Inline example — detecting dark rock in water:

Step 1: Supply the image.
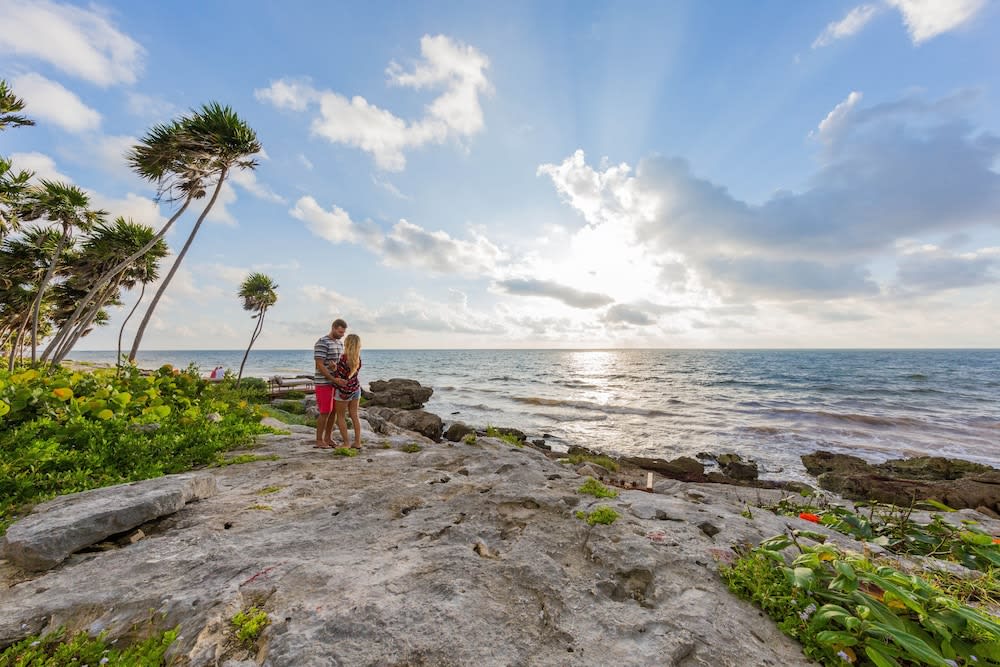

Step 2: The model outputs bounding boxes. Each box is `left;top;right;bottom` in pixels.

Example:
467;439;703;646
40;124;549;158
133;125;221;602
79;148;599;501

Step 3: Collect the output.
695;452;716;461
491;426;527;442
624;456;706;482
444;422;475;442
367;406;443;441
367;378;434;410
717;453;759;481
802;451;1000;513
542;433;553;439
451;411;460;415
531;439;549;450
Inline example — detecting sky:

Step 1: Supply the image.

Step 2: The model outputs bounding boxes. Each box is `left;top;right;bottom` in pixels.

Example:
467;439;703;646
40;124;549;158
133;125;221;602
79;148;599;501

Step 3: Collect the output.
1;0;999;350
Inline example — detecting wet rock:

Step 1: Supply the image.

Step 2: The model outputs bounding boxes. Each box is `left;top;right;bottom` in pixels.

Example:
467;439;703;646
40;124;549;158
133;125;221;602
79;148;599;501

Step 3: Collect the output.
367;406;443;441
444;422;475;442
624;456;706;481
717;453;759;481
366;378;433;409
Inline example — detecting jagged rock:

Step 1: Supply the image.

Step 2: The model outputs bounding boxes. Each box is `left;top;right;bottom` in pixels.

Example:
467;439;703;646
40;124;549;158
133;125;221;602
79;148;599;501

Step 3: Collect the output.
624;455;706;481
802;451;1000;512
444;422;475;442
366;378;434;409
367;406;443;441
717;453;759;481
2;473;217;571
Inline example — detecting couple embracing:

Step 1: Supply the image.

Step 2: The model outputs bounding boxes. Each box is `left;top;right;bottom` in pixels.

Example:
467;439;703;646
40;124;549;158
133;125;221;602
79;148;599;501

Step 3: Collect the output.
313;319;363;449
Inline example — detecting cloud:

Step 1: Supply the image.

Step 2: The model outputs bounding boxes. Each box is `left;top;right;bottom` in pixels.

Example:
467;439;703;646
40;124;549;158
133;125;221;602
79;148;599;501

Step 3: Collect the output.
813;5;882;48
12;73;101;133
229;168;286;204
255;35;491;171
603;304;654;326
886;0;987;44
0;0;143;86
372;174;410;200
297;154;314;170
10;151;73;183
291;196;504;276
205;182;239;226
126;92;177;120
894;244;1000;292
538;91;1000;303
196;262;250;286
495;278;614;309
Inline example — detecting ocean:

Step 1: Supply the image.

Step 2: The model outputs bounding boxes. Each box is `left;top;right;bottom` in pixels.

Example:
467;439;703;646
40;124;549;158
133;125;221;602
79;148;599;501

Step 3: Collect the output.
69;349;1000;482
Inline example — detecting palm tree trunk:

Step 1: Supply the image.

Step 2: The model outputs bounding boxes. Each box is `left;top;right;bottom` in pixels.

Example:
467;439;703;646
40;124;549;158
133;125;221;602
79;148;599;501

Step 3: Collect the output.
117;282;147;368
8;315;29;370
41;195;193;364
129;169;228;361
53;279;120;362
237;308;266;386
30;229;68;364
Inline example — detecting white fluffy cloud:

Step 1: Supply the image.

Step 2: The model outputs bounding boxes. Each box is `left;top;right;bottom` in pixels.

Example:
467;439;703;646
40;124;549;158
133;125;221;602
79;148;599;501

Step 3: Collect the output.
10;151;73;183
229;168;286;204
886;0;987;43
255;35;491;171
495;278;613;309
12;73;101;133
0;0;143;86
813;5;882;47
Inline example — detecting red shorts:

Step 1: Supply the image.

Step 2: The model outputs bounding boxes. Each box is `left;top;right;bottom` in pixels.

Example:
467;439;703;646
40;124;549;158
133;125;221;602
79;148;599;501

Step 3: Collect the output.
315;385;334;414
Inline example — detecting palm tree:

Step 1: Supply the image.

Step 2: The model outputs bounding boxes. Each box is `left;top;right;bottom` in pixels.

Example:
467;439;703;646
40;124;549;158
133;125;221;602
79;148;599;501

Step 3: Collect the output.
40;118;206;364
236;273;278;386
47;218;168;363
19;181;105;362
0;79;35;131
128;103;261;361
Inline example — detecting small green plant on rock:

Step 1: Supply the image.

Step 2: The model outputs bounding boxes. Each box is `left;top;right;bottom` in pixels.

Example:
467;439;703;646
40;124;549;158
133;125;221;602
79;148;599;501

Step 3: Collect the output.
0;625;178;665
485;425;523;447
256;485;282;495
565;453;619;472
215;454;281;467
578;477;618;499
576;506;620;526
401;443;422;453
462;433;477;445
231;605;270;649
332;447;359;457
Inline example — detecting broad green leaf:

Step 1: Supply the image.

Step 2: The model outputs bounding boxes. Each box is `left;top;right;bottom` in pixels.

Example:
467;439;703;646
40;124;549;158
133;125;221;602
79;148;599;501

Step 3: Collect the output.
815;630;858;646
959;530;994;547
51;387;73;401
868;624;951;667
790;566;815;589
864;644;902;667
95;409;114;420
0;399;9;417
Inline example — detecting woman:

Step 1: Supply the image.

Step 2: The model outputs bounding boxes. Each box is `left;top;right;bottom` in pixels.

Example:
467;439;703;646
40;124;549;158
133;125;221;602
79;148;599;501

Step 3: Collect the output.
333;334;363;449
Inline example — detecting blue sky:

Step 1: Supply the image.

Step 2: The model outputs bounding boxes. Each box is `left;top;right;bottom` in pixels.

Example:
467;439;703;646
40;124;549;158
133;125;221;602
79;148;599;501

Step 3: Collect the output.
2;0;998;349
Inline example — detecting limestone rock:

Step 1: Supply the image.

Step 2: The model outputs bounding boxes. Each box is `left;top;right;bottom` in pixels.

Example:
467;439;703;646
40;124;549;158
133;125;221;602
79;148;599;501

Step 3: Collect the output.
367;406;443;441
366;378;433;409
2;473;217;571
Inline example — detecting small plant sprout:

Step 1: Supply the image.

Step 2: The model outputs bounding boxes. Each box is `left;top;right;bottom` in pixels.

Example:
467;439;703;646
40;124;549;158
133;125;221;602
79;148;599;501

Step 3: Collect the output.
578;477;618;499
577;506;620;526
462;433;477;445
231;606;270;648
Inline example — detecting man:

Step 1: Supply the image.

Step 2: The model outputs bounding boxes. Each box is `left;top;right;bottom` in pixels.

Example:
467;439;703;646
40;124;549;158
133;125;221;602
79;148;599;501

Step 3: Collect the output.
314;318;347;448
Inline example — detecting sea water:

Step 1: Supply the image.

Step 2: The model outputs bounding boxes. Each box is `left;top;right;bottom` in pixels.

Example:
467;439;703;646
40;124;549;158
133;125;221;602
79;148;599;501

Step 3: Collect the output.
69;348;1000;481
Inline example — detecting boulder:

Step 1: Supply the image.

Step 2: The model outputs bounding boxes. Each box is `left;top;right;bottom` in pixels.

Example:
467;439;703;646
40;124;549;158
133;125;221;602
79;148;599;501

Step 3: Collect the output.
717;453;759;481
367;406;442;441
802;451;1000;512
490;426;526;442
444;422;475;442
623;455;706;482
2;473;217;571
366;379;433;409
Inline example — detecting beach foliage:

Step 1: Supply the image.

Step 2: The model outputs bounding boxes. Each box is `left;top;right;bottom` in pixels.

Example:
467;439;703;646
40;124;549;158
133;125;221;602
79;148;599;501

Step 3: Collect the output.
0;364;268;534
332;447;359;457
578;477;619;499
0;625;178;666
576;506;620;525
486;425;523;446
462;433;477;445
231;606;270;648
721;529;1000;666
236;272;278;386
565;452;619;472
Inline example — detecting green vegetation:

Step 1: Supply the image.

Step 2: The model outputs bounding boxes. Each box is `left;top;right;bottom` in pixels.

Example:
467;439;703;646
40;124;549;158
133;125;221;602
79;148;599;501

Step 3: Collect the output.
721;531;1000;666
462;433;477;445
486;425;523;447
576;506;620;526
565;452;619;472
0;364;269;534
578;477;619;499
401;443;422;453
0;626;178;666
255;485;282;495
332;447;358;457
215;453;280;467
236;273;278;386
231;606;270;649
259;404;315;427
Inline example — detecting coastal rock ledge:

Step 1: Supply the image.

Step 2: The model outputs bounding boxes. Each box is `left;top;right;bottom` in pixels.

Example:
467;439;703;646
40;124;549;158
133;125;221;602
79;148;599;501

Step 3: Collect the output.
0;421;816;666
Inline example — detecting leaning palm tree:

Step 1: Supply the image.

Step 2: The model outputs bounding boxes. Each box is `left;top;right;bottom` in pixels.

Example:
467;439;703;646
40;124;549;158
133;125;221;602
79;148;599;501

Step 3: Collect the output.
236;273;278;386
0;79;35;241
128;103;261;361
40;119;207;364
0;79;35;131
19;180;105;362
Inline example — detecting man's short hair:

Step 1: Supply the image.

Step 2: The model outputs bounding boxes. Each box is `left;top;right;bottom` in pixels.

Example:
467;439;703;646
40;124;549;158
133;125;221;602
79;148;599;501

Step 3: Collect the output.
332;318;348;329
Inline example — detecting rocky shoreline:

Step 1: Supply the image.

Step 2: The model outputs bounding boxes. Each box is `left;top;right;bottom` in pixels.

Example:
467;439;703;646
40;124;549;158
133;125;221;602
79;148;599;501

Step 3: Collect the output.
1;378;998;665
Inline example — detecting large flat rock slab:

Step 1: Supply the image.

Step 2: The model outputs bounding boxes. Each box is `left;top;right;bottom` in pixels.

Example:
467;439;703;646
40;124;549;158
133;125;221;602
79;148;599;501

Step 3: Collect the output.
2;473;217;571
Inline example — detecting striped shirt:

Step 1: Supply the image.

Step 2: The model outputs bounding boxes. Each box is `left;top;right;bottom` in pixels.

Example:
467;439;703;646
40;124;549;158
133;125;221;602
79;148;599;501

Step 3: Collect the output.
334;354;362;394
313;335;344;385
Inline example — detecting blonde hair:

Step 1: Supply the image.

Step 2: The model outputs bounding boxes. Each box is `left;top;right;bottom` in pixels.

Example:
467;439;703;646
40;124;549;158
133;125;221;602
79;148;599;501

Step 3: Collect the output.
343;334;361;376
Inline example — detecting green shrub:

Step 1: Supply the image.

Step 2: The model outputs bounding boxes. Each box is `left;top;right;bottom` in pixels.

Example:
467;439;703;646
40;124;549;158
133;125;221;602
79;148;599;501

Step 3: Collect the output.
273;399;305;414
0;625;178;665
332;447;358;457
721;532;1000;666
576;506;619;525
462;433;477;445
401;443;422;453
0;365;269;534
578;477;618;498
565;453;619;472
485;425;523;447
231;606;269;648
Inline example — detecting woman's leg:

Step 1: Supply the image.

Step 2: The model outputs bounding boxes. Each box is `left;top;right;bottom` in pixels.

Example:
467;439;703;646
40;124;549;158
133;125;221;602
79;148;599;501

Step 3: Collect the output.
335;399;350;447
349;399;361;447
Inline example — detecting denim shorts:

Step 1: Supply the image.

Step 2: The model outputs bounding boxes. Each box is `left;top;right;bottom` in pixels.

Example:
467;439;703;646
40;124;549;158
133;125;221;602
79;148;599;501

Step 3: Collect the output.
336;388;361;402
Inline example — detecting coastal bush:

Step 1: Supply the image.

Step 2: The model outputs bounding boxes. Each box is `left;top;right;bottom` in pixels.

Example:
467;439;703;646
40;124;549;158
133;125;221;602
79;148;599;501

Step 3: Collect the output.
259;404;316;428
578;477;619;499
273;399;305;414
0;365;269;534
486;425;523;447
231;606;269;648
721;531;1000;666
576;506;620;526
0;625;178;665
462;433;477;445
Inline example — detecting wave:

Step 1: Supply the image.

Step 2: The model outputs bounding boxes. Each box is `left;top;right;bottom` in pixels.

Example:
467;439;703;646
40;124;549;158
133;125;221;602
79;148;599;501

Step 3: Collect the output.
510;395;674;417
906;374;928;381
771;408;924;428
554;380;600;389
